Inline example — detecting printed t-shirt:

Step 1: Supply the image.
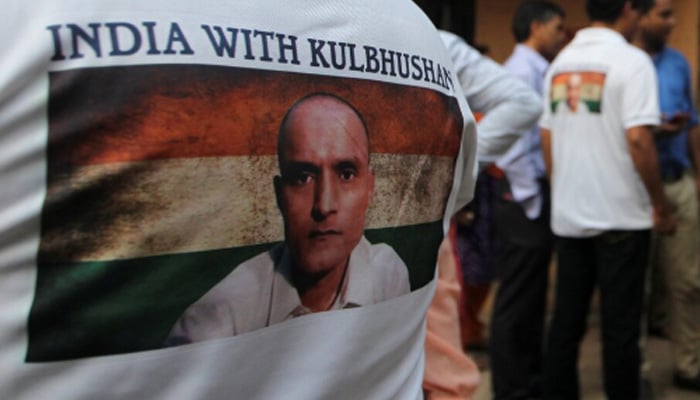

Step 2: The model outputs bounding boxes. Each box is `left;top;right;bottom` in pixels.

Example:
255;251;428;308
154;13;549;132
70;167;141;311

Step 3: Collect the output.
0;1;477;398
540;27;660;237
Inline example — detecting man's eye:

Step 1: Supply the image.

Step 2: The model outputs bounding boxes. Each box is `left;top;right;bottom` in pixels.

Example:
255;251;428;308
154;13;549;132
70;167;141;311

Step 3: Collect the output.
339;169;357;181
288;172;313;185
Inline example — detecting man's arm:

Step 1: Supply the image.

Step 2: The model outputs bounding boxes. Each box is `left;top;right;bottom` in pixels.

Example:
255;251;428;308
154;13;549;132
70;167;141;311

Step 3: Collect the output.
423;235;481;399
625;125;676;234
474;77;541;163
540;128;552;179
439;31;541;162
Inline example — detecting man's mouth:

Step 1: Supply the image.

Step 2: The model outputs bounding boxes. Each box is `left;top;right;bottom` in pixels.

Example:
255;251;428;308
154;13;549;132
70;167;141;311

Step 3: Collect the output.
309;230;341;238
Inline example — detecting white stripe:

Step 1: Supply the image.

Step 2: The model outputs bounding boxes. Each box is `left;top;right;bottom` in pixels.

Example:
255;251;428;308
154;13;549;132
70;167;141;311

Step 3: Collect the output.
41;154;454;261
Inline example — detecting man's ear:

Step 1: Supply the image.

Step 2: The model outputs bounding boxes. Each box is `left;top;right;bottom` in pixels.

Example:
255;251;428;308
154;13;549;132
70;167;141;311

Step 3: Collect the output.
368;168;375;201
273;175;284;215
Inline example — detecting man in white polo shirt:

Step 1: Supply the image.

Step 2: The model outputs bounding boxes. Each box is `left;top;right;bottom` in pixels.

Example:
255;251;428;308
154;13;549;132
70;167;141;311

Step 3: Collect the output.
540;0;676;399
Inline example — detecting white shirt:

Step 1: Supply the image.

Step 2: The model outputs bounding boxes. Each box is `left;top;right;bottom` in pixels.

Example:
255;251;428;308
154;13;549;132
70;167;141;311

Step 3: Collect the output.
540;27;660;237
499;44;550;219
0;1;478;399
439;31;541;165
166;237;410;342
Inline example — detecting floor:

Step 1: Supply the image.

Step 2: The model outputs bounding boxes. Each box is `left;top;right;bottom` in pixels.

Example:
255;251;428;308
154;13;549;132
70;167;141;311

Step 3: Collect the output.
469;286;698;400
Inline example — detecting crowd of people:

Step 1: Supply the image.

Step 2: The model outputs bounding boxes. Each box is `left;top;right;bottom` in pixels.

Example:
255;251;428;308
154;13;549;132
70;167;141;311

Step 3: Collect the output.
430;0;700;399
0;0;699;400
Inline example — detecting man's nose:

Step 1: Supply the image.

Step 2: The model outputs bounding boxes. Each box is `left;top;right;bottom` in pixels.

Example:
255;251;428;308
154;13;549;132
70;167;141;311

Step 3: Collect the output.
312;173;338;220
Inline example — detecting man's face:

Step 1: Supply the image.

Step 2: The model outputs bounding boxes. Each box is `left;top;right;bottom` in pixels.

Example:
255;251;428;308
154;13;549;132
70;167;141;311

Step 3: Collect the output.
566;75;582;111
275;97;374;277
639;0;675;52
534;14;566;61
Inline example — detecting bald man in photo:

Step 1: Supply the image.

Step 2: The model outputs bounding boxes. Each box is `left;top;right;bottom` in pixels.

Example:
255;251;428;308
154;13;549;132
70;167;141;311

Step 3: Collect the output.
166;93;410;344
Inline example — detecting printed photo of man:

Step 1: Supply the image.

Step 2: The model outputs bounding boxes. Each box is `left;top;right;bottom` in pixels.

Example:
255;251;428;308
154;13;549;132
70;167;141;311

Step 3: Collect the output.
555;73;590;113
165;93;410;345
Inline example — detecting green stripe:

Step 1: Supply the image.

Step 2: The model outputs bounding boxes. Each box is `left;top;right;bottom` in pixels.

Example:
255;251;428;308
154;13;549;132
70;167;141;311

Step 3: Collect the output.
26;221;443;362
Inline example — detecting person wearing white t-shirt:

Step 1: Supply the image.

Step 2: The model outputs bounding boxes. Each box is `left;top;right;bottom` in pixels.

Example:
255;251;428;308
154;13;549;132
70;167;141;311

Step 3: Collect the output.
0;1;478;399
539;0;676;399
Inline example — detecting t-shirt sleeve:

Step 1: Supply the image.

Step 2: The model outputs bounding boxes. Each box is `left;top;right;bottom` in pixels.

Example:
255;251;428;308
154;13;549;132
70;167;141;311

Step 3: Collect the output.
622;57;661;129
539;69;553;130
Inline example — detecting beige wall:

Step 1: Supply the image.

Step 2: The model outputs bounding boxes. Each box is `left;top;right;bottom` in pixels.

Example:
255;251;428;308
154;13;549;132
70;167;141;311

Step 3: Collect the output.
669;0;699;93
474;0;699;97
474;0;586;63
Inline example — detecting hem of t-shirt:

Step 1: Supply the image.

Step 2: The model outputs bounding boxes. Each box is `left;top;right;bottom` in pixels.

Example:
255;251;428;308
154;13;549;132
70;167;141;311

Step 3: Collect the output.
623;116;660;130
552;222;652;238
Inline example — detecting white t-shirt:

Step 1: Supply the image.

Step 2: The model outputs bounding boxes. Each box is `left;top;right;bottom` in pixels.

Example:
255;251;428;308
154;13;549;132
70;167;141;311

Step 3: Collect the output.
540;27;660;237
0;1;477;399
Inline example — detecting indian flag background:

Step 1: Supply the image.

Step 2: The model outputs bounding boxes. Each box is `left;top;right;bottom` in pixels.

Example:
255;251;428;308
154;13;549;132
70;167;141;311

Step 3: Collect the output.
27;65;463;361
550;71;607;113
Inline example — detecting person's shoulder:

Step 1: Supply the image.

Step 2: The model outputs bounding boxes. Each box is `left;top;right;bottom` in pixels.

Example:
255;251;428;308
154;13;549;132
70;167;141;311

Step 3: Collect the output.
438;30;460;45
664;47;686;58
610;44;654;74
165;245;284;344
622;43;653;63
361;240;411;297
503;50;536;81
352;237;405;273
502;52;521;71
503;46;528;68
554;100;567;113
367;0;443;43
365;241;407;274
663;47;691;66
199;244;282;301
439;30;481;68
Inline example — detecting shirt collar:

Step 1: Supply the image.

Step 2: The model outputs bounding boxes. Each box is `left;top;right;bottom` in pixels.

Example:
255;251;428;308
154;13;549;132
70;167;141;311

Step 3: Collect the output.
512;43;549;77
268;237;373;322
269;246;308;322
571;27;627;46
651;46;669;64
334;236;373;307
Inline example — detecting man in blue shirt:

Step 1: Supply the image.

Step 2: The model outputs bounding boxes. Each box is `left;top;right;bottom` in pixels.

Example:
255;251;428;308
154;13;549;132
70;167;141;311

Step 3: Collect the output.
635;0;700;392
489;2;566;399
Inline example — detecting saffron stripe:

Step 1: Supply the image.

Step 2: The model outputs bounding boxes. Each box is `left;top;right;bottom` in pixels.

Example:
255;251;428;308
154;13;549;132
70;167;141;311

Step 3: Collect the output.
48;65;463;167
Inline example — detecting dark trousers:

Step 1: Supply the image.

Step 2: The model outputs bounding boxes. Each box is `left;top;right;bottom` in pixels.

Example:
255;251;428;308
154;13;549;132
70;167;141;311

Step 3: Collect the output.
490;178;553;400
543;230;650;400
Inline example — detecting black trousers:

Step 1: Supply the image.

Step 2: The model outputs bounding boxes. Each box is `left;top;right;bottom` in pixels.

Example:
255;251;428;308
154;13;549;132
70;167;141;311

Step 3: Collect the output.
489;178;553;400
543;230;650;400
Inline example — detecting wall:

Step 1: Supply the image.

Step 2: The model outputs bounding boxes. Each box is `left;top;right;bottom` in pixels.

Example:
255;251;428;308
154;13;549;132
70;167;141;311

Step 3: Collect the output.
670;0;699;92
474;0;699;96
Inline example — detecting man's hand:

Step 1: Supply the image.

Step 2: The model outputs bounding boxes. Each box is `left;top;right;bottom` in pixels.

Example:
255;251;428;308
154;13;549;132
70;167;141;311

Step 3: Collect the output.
653;200;677;235
655;112;691;138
